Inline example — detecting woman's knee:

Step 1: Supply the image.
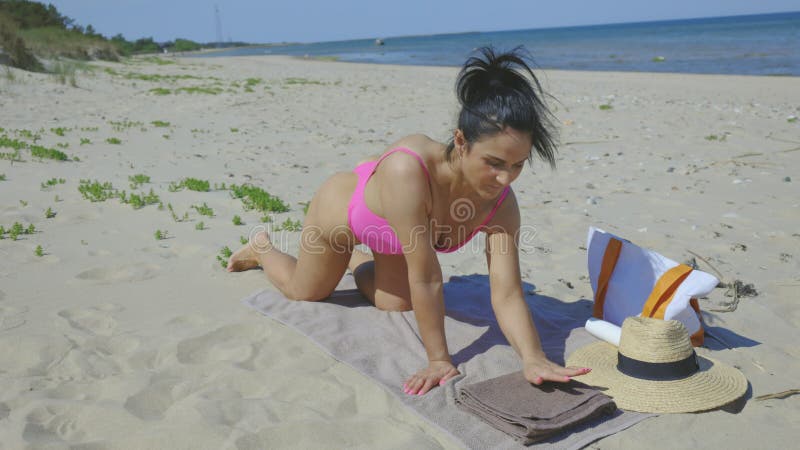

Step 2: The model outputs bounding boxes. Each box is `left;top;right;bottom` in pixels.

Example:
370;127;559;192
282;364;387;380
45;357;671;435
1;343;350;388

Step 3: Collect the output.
375;293;412;312
284;284;334;302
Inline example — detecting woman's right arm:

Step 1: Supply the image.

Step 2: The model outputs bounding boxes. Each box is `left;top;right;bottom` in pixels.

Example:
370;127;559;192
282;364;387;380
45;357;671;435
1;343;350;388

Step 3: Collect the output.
378;153;459;395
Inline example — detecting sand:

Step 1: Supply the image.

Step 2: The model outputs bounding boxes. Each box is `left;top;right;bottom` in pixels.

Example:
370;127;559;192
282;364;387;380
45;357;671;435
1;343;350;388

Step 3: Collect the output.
0;54;798;449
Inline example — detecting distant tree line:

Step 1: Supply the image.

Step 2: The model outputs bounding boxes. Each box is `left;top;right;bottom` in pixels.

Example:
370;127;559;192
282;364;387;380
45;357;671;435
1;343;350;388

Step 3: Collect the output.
0;0;235;71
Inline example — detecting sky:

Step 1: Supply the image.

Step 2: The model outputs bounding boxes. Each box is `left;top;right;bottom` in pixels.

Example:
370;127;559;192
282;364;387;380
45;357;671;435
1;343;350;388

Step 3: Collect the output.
46;0;799;44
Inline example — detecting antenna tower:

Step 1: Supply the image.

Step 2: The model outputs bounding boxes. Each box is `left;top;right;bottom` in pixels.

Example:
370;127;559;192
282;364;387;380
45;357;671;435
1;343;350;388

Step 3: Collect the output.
214;5;223;48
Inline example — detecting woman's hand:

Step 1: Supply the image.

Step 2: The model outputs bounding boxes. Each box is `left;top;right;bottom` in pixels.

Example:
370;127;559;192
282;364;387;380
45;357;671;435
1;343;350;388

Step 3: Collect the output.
403;360;459;395
523;358;591;385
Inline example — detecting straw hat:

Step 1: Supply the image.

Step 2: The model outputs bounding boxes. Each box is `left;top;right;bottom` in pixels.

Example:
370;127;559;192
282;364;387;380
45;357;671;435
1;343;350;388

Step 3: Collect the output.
566;316;747;413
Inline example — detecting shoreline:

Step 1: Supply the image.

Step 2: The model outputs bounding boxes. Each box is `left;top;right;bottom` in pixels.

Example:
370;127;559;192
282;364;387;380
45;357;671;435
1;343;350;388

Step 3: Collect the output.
177;53;800;79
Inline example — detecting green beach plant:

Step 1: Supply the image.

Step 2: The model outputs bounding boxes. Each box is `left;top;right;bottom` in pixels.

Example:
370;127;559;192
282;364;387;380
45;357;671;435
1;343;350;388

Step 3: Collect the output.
598;104;613;110
151;120;170;127
284;77;324;86
704;134;728;142
195;221;205;230
276;218;302;232
127;189;160;209
169;177;210;192
149;87;171;95
0;148;22;162
232;215;243;226
192;202;214;217
30;144;69;160
167;203;189;222
79;137;91;145
0;174;5;181
299;200;311;215
229;184;290;213
217;246;233;268
40;177;66;189
51;61;78;87
106;137;122;145
1;134;28;151
109;120;145;132
154;229;167;240
35;245;44;257
239;235;248;245
15;129;41;142
175;86;223;95
78;179;117;202
128;173;150;189
45;207;56;218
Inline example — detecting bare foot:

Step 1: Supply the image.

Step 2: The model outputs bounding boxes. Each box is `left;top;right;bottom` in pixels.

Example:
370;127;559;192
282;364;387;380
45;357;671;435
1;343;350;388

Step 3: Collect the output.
227;230;272;272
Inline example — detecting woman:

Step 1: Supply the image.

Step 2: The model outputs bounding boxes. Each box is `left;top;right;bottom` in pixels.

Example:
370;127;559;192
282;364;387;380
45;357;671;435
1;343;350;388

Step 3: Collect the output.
228;47;590;396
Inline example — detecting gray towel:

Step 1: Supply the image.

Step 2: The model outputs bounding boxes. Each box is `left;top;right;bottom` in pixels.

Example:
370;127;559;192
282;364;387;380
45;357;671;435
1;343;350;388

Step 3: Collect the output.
243;274;652;449
456;371;617;445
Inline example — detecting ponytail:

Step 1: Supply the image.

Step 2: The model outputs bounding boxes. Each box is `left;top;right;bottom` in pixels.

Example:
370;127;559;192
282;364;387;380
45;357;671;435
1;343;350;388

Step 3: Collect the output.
446;46;557;168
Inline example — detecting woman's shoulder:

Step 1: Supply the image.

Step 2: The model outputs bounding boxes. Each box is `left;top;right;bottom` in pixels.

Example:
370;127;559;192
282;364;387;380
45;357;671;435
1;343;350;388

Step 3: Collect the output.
486;187;521;233
357;134;441;165
384;134;441;155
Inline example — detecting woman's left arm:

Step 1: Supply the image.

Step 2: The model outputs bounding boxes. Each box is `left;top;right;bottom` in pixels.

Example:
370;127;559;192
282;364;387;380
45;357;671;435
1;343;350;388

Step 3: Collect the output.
485;192;590;384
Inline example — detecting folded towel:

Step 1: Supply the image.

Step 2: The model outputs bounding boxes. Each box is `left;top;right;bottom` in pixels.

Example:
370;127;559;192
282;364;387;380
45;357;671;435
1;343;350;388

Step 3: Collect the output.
456;371;617;445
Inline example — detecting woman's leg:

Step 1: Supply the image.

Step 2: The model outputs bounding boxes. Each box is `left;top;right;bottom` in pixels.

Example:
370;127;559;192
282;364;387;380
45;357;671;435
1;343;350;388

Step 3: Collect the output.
352;251;412;311
228;173;356;301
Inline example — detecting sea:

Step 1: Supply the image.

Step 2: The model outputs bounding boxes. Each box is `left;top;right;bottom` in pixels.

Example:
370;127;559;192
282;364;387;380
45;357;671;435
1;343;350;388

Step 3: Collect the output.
196;12;800;76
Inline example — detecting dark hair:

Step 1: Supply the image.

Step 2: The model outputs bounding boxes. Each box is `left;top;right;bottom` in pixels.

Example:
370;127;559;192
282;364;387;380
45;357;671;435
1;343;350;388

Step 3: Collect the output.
446;46;557;168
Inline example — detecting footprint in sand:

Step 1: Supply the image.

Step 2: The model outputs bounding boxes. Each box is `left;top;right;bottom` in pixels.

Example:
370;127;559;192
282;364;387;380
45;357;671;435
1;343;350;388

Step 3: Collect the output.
0;334;74;376
175;322;268;365
74;263;161;284
23;402;140;446
23;403;85;445
0;304;28;332
58;306;118;336
124;374;191;421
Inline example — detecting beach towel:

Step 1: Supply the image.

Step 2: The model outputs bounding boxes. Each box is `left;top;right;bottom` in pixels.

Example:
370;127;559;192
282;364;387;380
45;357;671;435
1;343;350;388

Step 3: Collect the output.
242;273;652;449
456;371;617;444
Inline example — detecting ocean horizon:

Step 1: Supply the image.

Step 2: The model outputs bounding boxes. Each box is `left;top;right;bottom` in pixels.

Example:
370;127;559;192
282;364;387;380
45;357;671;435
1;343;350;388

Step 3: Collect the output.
194;11;800;76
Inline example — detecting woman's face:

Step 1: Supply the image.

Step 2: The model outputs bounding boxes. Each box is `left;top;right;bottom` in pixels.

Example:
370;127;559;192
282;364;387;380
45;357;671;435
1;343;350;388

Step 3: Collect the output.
459;127;532;199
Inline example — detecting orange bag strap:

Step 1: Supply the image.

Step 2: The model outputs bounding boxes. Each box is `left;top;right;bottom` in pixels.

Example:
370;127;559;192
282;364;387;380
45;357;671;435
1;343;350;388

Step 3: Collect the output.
593;238;623;319
689;298;705;347
641;264;693;319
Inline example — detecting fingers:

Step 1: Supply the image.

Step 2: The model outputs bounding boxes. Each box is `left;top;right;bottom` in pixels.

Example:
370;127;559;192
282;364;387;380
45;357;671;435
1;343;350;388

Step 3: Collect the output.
558;366;592;377
403;367;459;395
417;378;437;396
404;377;430;395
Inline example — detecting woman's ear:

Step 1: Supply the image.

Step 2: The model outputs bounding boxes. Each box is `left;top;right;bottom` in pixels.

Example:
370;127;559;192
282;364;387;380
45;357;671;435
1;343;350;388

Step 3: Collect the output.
454;129;467;153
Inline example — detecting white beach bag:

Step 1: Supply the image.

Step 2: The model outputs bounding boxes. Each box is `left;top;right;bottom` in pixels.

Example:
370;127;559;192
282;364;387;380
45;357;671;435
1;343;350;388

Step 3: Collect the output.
586;226;719;346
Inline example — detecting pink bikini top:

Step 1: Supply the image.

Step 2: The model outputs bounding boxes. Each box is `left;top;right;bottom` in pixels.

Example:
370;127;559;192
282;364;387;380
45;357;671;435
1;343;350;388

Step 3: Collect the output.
347;147;510;255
